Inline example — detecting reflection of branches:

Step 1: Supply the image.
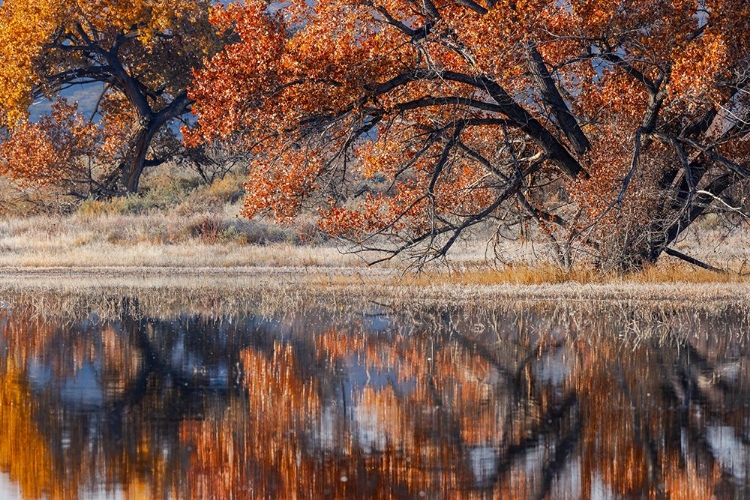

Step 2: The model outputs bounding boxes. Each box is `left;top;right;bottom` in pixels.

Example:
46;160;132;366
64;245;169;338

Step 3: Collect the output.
496;393;580;484
450;324;567;391
4;299;748;498
533;403;583;500
445;317;581;495
660;345;729;489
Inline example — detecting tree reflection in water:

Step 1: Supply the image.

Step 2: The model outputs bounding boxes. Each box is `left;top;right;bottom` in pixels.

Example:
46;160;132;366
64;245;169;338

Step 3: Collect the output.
0;299;748;499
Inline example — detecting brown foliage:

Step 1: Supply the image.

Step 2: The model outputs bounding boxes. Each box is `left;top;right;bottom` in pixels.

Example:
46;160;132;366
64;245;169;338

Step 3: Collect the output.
189;0;750;271
0;0;226;196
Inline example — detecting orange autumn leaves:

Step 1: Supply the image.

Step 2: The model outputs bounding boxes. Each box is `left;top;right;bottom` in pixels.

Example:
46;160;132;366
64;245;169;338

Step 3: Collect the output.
186;0;748;264
0;0;222;194
0;101;97;187
0;0;746;264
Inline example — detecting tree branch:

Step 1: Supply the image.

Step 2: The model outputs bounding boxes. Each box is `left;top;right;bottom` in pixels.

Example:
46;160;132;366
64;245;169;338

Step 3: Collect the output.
427;122;464;197
664;248;725;273
396;95;506;114
454;0;488;15
525;42;590;154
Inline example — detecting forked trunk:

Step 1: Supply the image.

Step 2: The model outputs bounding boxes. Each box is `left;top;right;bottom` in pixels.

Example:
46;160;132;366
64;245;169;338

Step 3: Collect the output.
596;172;742;273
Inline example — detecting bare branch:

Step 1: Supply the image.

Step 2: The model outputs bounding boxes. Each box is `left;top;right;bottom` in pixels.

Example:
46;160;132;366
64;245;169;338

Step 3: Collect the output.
525;42;590;154
427;122;464;197
664;248;725;273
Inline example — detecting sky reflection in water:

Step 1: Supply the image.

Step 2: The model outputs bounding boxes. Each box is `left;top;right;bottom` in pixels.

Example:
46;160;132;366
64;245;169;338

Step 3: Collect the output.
0;298;748;499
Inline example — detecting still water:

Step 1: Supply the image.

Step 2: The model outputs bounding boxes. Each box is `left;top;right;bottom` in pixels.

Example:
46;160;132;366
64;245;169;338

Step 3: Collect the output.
0;294;748;499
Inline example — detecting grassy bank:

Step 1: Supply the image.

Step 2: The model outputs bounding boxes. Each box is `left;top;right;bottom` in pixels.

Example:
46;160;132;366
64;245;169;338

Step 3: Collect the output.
1;210;748;284
0;169;368;268
1;268;749;330
0;212;363;268
1;168;749;282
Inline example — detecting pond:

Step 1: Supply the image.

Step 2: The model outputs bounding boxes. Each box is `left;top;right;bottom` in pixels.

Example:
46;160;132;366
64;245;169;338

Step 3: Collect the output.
0;289;748;499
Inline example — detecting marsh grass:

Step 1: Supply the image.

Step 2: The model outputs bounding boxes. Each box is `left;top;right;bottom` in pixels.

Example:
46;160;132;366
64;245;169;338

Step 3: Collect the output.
1;166;748;279
2;274;749;353
401;260;750;287
2;265;749;323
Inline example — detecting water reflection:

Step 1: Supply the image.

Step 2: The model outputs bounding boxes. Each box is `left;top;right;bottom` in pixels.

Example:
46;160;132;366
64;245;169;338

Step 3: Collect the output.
0;298;748;499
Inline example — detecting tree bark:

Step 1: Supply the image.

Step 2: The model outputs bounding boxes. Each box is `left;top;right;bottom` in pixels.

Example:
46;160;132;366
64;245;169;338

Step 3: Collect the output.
525;43;591;155
121;121;157;193
119;92;191;194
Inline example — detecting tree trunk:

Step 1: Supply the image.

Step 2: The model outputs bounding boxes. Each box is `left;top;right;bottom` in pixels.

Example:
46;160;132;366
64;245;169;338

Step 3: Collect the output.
121;120;159;194
117;92;191;194
645;173;740;263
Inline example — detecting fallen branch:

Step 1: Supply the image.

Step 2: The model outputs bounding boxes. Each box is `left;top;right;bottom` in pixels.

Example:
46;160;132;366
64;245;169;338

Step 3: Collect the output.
664;247;725;273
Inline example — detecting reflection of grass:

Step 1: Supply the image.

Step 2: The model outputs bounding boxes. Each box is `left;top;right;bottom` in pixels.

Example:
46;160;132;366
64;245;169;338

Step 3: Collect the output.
1;267;749;324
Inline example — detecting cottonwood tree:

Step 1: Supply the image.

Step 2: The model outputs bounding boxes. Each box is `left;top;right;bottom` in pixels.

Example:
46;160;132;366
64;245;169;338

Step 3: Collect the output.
188;0;749;271
0;0;226;197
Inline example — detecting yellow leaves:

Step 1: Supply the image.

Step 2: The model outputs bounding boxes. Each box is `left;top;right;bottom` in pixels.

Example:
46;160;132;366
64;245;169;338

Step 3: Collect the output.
0;0;60;125
671;30;729;103
73;0;211;44
0;0;223;193
0;0;220;125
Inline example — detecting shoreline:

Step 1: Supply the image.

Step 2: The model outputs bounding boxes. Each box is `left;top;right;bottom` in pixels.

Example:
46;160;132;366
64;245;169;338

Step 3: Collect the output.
1;265;748;302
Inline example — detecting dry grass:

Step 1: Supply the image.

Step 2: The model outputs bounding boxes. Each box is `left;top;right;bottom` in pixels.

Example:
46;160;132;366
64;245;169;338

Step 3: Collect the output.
2;154;750;276
399;260;750;287
0;212;368;268
625;262;750;283
398;263;604;286
1;266;748;305
1;165;748;281
1;269;748;333
1;211;749;285
0;239;362;268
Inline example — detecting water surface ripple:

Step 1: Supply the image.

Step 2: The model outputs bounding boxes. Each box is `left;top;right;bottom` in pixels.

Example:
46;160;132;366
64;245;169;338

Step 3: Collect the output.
0;296;748;499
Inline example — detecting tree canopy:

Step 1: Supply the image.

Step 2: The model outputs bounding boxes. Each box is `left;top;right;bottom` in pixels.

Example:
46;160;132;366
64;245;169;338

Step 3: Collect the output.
0;0;225;196
188;0;749;270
